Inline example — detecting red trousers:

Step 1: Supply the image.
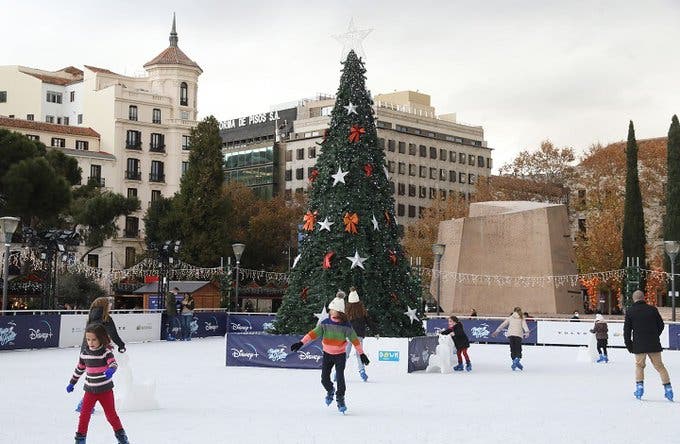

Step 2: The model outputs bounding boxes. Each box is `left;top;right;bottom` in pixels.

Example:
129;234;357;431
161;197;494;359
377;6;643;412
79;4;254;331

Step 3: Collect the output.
456;347;470;364
77;389;123;436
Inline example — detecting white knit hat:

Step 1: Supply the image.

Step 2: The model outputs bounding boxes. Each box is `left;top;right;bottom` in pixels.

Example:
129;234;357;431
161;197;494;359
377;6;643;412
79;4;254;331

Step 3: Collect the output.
328;297;345;313
348;290;360;303
595;314;604;321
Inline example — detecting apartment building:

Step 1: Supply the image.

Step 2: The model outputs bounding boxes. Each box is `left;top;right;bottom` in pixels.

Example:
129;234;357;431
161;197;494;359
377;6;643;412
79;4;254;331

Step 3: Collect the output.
0;16;201;268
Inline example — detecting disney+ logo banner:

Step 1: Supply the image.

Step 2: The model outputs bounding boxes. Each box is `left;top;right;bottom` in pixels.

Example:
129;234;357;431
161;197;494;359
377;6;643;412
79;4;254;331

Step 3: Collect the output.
0;315;60;350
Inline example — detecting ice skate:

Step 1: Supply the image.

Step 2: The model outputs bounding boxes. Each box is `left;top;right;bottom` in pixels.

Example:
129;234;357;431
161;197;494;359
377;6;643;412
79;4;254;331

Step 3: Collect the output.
336;395;347;414
465;362;472;372
515;358;523;371
596;354;605;363
359;369;368;382
453;363;464;371
634;382;644;400
74;433;85;444
325;389;335;406
114;429;129;444
664;383;673;402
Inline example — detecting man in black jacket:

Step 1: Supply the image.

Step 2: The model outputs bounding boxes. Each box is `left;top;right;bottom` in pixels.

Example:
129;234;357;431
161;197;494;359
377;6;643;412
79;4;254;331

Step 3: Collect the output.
624;290;673;401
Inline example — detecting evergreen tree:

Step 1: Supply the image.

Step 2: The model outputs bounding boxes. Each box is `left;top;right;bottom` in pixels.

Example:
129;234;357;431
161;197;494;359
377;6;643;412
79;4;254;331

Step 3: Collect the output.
665;115;680;301
621;121;646;292
274;51;424;336
178;116;231;266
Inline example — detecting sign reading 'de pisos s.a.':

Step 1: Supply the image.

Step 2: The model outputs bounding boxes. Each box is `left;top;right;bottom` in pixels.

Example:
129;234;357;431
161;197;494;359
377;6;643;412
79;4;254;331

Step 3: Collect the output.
378;350;400;362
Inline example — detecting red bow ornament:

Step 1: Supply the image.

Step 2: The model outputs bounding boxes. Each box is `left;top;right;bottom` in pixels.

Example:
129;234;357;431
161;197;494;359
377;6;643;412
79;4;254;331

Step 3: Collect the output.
343;212;359;234
389;250;398;265
309;169;319;182
302;210;317;231
323;251;335;269
348;125;366;143
363;163;373;177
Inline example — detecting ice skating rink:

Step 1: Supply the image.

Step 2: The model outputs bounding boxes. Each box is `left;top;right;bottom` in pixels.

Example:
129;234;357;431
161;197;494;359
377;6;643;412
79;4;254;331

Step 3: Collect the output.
1;337;678;444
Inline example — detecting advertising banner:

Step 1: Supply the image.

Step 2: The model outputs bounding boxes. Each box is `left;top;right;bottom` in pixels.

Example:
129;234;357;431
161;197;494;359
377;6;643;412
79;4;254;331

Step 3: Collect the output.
58;314;90;347
407;336;439;373
113;313;162;343
227;314;276;333
426;318;538;345
0;315;61;350
161;312;228;340
669;324;680;350
226;333;323;369
354;337;409;374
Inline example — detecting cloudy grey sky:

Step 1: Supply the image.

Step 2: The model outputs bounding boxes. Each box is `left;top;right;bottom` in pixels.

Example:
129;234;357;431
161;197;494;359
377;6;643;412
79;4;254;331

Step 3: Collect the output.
3;0;680;170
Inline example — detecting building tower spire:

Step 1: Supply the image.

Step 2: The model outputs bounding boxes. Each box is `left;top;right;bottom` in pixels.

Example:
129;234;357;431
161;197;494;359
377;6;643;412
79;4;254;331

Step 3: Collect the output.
169;13;178;47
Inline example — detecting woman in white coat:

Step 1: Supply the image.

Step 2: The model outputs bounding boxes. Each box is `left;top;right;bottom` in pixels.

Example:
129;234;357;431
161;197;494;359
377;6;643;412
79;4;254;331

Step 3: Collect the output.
492;307;530;371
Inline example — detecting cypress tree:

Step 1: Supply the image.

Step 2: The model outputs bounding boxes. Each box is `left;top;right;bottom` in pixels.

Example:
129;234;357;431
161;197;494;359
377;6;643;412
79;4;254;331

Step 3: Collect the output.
664;115;680;303
274;51;424;336
621;121;646;294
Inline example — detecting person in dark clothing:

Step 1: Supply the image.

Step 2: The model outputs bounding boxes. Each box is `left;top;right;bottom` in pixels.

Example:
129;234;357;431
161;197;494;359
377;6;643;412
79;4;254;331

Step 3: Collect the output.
590;313;609;363
165;288;180;341
440;315;472;371
344;287;378;382
85;297;125;353
178;294;195;341
624;290;673;401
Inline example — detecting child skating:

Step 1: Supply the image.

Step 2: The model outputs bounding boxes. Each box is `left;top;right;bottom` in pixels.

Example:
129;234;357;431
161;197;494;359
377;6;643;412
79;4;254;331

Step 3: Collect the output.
439;315;472;371
590;313;609;363
67;324;130;444
291;295;370;413
345;287;379;381
492;307;530;371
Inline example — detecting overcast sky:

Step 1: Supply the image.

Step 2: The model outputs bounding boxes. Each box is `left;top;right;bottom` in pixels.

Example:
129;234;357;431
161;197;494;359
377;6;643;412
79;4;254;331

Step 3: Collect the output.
3;0;680;170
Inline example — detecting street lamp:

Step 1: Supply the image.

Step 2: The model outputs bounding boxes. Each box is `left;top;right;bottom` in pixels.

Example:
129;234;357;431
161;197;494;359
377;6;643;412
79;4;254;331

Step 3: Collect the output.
664;240;679;322
432;243;446;317
1;217;21;314
232;243;245;311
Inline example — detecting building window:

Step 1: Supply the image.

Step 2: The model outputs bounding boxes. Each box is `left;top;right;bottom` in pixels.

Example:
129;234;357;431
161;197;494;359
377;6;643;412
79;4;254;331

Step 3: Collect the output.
26;134;39;141
440;169;447;181
296;148;304;160
70;91;76;102
182;135;190;150
180;82;188;106
46;91;62;103
409;143;417;156
26;114;34;121
57;117;62;125
389;181;395;194
127;188;137;198
419;186;427;198
459;152;466;164
408;184;416;197
296;168;304;180
429;167;437;180
429;187;437;199
419;206;426;218
449;170;457;182
285;170;292;181
125;217;139;238
126;130;142;149
63;116;69;125
0;91;6;102
398;162;406;175
468;154;475;165
285;150;292;162
307;167;316;178
284;189;292;200
77;114;83;124
429;147;437;159
477;156;485;167
578;218;586;235
440;149;447;161
459;172;466;183
419;145;427;157
51;138;65;147
150;133;165;152
125;247;136;268
181;161;189;176
308;146;316;158
295;187;304;195
398;141;406;154
152;108;161;124
469;174;476;185
450;151;457;163
126;158;141;180
89;165;103;187
150;160;165;182
397;204;405;217
408;205;416;218
129;105;138;121
378;138;385;150
398;183;405;196
419;166;427;178
87;254;98;268
409;164;416;176
151;190;162;203
45;115;54;123
75;140;89;151
439;189;446;200
388;139;396;152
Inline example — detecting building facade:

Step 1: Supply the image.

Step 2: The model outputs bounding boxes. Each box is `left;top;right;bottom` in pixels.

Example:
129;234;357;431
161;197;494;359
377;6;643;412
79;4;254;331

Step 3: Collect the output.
0;17;201;269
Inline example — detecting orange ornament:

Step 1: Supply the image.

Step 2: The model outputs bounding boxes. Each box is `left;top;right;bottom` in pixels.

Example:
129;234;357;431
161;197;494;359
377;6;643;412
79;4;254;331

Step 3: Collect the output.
348;125;365;143
303;210;317;231
323;251;335;269
343;212;359;234
364;163;373;177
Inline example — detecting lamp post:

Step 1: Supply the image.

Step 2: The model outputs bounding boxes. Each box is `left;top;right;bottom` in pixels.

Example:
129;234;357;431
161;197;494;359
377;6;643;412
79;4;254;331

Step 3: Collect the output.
232;243;245;311
664;240;679;322
1;217;21;314
432;243;446;317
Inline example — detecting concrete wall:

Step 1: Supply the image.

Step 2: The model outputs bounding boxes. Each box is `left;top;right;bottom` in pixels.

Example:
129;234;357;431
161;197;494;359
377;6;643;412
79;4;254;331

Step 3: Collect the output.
434;201;581;315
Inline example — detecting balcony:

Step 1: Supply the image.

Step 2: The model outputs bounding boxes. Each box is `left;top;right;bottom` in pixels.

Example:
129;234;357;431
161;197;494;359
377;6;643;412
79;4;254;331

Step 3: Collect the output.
125;170;142;181
150;144;166;153
126;141;142;150
124;228;139;238
149;173;165;183
87;176;105;187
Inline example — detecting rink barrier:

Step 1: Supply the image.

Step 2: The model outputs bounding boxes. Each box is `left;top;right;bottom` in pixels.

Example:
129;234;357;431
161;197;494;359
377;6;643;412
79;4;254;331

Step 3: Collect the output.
0;314;61;350
670;324;680;350
425;318;539;345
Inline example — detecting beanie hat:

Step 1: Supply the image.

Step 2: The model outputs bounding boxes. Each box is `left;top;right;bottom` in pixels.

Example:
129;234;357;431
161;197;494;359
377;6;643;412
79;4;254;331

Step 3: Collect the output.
328;297;345;313
348;290;360;303
595;314;604;321
335;290;346;299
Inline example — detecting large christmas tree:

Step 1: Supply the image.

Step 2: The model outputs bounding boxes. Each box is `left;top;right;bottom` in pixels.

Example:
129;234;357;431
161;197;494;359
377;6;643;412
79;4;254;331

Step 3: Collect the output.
274;50;424;337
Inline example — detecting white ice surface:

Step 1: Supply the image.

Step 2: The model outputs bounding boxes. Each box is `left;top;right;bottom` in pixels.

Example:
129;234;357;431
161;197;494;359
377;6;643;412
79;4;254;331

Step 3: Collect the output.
1;338;678;444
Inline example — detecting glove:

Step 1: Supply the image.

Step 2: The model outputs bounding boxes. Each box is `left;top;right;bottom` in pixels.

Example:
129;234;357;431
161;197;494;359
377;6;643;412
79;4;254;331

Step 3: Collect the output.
290;341;303;352
66;384;74;393
360;353;370;366
118;346;126;353
104;367;116;379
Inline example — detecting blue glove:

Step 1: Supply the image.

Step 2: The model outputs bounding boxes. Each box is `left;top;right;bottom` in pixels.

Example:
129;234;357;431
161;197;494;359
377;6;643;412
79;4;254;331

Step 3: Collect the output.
104;367;116;379
66;384;74;393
